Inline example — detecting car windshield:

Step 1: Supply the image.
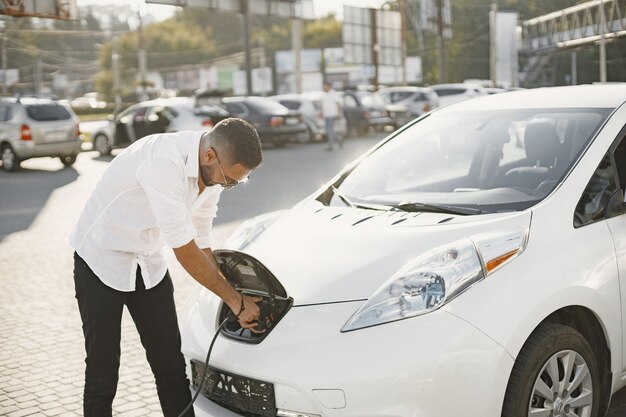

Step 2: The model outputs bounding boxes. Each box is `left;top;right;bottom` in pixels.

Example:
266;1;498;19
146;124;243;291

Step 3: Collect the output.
26;104;71;121
246;97;288;114
326;108;611;213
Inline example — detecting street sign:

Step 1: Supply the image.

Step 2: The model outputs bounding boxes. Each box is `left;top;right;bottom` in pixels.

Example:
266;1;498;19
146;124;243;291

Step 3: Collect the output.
146;0;314;19
0;0;77;20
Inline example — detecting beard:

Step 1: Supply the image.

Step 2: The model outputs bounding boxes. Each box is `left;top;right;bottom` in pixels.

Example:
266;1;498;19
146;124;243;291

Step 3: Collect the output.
199;163;219;187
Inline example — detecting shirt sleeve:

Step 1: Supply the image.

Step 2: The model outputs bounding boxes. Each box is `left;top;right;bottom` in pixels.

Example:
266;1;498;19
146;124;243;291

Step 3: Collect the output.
192;188;223;249
136;156;197;249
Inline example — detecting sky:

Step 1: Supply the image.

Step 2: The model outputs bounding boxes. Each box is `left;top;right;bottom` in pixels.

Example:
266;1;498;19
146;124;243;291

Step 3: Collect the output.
75;0;388;21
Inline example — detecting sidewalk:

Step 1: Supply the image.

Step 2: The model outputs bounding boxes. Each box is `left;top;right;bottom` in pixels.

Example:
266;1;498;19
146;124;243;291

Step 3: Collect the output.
0;153;242;417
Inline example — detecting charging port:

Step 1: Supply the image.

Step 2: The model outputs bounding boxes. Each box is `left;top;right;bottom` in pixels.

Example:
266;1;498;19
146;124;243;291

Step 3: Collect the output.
215;250;293;344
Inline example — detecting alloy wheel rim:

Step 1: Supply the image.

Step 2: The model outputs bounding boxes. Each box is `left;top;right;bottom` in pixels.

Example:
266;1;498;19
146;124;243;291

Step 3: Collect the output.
528;349;593;417
95;136;108;154
2;148;14;169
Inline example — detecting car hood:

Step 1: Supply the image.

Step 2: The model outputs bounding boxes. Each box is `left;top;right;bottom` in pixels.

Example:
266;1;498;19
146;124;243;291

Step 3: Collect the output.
237;199;532;305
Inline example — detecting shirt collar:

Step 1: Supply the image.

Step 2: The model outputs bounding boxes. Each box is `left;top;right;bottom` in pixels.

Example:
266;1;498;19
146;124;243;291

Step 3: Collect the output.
185;131;204;178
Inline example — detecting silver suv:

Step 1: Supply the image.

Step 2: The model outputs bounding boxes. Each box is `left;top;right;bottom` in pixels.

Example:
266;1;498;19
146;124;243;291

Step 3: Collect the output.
0;97;82;171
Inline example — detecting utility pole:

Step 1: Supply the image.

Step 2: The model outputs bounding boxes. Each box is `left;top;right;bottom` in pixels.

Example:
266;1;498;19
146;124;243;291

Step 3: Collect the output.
137;1;148;101
371;8;379;89
1;31;7;95
400;0;407;85
571;50;577;85
598;0;607;82
112;36;122;114
242;0;252;96
489;2;498;87
35;57;43;97
291;17;303;94
436;0;446;83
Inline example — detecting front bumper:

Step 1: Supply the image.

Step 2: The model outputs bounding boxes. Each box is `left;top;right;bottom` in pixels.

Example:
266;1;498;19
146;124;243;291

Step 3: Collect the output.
181;288;514;417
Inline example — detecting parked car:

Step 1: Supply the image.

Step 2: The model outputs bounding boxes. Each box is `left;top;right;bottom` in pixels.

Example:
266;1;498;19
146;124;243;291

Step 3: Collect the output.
70;92;107;109
342;90;391;136
377;86;440;118
221;96;308;146
0;97;81;171
431;82;487;106
271;92;348;142
181;85;626;417
91;97;231;156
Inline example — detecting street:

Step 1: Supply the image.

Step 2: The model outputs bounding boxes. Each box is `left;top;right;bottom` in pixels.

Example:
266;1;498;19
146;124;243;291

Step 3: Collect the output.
2;131;626;417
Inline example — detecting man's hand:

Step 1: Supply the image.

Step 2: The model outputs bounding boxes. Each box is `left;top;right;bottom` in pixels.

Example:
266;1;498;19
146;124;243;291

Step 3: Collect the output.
231;295;262;330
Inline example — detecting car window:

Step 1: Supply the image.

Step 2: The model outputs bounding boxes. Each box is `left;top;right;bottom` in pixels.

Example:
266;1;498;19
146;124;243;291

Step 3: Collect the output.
246;97;287;114
134;107;148;121
434;88;464;97
25;104;71;121
279;100;301;111
225;103;247;116
330;108;611;213
574;153;618;228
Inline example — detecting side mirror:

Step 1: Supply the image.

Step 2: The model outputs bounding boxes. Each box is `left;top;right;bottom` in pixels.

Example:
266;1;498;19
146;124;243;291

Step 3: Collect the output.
606;189;626;219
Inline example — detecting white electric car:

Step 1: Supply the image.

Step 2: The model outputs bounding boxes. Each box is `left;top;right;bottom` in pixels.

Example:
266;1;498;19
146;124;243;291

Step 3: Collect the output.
181;85;626;417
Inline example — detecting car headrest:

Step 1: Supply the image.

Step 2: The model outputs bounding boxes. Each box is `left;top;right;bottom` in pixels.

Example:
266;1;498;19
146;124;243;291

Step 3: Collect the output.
524;122;561;167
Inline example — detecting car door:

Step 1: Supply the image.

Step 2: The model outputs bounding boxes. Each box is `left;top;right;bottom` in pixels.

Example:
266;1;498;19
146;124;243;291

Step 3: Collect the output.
145;105;173;136
113;106;136;146
601;123;626;367
132;106;150;141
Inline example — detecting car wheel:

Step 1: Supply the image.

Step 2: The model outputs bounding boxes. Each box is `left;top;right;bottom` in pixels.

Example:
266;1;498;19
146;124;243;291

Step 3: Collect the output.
502;323;599;417
59;154;77;167
1;144;20;172
93;134;111;156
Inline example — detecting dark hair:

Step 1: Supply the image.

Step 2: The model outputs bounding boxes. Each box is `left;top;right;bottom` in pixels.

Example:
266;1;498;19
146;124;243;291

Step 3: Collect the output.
210;118;263;169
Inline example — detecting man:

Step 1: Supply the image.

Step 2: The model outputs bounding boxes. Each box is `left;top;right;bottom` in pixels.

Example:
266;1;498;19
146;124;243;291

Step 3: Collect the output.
322;81;343;151
69;118;263;417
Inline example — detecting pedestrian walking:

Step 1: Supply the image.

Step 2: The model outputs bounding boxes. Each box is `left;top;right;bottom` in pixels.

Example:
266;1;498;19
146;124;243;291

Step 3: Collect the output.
69;118;263;417
322;81;343;151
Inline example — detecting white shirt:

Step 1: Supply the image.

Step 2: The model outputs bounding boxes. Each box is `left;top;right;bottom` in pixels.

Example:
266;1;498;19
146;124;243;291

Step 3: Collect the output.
322;89;342;118
69;131;222;292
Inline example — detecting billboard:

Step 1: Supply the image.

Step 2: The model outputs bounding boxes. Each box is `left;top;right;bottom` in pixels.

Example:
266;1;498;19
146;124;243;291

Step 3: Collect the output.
495;12;518;87
343;5;402;66
233;67;273;95
146;0;314;19
420;0;452;39
275;49;322;74
0;0;77;19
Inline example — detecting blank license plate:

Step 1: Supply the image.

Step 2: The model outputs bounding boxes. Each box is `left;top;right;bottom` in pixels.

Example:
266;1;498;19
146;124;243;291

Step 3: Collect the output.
46;131;67;142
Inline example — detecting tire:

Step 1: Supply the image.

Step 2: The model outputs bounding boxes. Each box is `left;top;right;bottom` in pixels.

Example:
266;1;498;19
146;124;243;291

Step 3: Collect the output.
59;154;77;167
93;134;111;156
1;144;20;172
502;323;600;417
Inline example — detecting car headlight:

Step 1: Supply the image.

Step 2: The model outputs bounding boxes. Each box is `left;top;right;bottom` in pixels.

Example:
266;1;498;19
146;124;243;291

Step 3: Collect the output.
341;228;528;332
223;210;287;251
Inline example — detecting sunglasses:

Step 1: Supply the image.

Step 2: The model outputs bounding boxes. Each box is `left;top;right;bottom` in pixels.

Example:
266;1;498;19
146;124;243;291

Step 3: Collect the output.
211;147;246;189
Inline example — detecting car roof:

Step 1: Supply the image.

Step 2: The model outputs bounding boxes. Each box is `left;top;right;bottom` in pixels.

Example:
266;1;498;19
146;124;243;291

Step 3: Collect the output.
377;86;430;93
134;97;194;108
1;97;59;105
445;85;626;111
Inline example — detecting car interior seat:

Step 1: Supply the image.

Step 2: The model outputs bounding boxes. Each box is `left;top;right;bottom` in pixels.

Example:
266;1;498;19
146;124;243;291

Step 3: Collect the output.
504;122;562;189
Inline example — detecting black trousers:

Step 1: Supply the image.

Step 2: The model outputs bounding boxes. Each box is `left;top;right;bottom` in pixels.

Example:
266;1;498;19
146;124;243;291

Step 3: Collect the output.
73;252;194;417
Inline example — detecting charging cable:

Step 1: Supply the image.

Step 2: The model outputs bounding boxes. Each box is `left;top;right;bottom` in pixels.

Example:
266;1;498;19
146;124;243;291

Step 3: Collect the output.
176;316;231;417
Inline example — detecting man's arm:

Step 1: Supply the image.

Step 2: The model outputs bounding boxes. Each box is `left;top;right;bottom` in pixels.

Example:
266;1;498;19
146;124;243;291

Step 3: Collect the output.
173;240;261;328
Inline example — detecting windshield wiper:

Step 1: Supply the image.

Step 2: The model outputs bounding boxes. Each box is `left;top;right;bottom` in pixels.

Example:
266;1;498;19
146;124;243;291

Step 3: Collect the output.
393;201;485;215
330;187;392;211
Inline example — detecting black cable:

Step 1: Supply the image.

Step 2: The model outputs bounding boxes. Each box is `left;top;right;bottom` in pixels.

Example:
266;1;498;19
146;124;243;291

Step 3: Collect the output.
176;316;231;417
